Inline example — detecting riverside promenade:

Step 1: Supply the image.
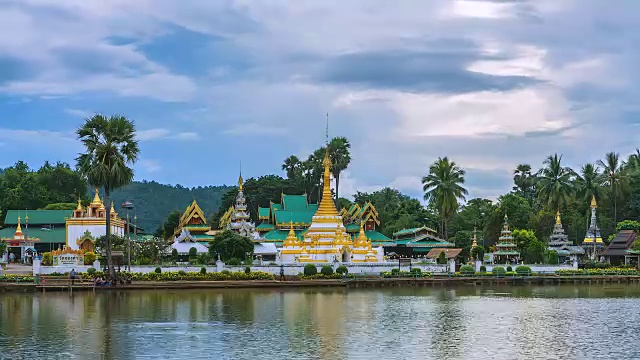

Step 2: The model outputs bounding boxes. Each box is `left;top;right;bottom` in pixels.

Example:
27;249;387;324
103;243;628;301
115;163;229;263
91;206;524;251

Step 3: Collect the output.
3;275;640;293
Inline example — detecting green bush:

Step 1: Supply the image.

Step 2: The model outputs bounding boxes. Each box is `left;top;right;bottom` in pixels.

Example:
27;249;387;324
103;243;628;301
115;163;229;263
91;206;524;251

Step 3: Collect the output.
226;258;242;266
221;270;231;275
391;268;400;275
84;251;97;265
492;266;506;275
197;253;211;265
480;265;486;272
87;267;97;276
200;267;207;274
336;265;348;275
41;252;53;266
244;266;251;274
506;266;513;272
544;250;559;265
104;270;274;282
154;267;162;274
304;264;317;276
437;251;447;264
320;265;334;276
460;265;475;274
515;266;532;275
410;268;421;274
136;257;153;265
171;248;178;261
178;270;186;276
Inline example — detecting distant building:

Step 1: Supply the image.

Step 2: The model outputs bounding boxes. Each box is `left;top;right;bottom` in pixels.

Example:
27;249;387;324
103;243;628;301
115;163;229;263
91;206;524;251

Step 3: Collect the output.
387;226;454;258
493;215;519;264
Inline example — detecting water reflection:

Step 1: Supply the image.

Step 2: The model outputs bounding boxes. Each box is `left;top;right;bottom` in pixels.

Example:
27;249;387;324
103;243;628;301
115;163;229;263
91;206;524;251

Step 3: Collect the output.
2;285;640;359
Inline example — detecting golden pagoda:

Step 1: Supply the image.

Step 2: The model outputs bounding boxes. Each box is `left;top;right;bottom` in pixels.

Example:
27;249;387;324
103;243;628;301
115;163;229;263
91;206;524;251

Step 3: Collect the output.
279;146;382;263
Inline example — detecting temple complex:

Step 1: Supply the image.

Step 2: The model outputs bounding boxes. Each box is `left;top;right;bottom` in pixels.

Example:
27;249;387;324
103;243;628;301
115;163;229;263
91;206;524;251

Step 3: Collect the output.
257;194;316;244
548;210;584;263
279;147;382;263
219;173;261;240
172;200;215;245
66;188;125;252
493;214;520;263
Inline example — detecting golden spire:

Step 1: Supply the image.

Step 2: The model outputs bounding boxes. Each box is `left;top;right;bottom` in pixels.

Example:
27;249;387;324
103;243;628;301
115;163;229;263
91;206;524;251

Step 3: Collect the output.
356;221;369;246
110;201;116;215
284;221;298;246
314;148;340;217
14;216;23;236
76;199;83;211
238;173;244;192
556;209;561;225
591;195;597;209
471;227;478;247
91;187;101;205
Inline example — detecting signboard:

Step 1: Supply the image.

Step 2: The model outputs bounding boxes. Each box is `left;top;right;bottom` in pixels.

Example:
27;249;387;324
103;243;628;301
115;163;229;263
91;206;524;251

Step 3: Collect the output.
399;258;411;267
53;254;84;266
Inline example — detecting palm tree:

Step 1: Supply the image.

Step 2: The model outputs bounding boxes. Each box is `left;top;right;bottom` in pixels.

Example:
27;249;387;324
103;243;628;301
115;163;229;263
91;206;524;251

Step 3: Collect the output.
422;157;468;240
76;114;139;277
575;163;605;204
536;154;575;211
598;151;628;225
513;164;535;201
328;137;351;200
282;155;302;180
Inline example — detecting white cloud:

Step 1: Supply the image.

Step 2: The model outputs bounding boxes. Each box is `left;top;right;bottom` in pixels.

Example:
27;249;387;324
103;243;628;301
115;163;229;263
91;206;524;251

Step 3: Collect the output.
64;108;93;118
443;0;517;19
139;159;161;173
137;129;200;141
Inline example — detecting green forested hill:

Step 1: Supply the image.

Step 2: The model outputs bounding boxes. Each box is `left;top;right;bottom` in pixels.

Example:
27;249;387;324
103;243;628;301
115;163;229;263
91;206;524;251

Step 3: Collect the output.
109;181;233;233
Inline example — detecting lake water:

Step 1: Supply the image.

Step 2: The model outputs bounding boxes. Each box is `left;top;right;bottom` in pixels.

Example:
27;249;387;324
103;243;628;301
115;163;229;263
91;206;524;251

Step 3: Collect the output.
1;285;640;359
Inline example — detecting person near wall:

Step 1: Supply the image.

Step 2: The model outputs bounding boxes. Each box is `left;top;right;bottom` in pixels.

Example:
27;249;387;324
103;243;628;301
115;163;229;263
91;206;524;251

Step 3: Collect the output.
69;269;77;285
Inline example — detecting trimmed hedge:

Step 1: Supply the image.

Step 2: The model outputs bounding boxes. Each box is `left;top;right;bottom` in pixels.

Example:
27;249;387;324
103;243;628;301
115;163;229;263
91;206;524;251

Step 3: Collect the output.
515;266;532;275
506;266;513;272
492;266;506;275
336;265;348;275
480;265;486;272
459;265;475;274
304;264;318;276
320;265;334;276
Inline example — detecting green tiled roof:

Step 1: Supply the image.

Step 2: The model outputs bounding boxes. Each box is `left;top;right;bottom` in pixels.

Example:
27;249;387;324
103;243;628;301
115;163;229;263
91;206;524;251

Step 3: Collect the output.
271;203;283;212
0;226;66;244
258;207;271;219
191;234;214;240
494;250;520;255
496;243;516;247
4;210;73;225
365;230;391;241
345;223;361;232
308;204;318;212
256;223;275;231
274;210;314;225
408;240;454;248
282;194;308;211
263;229;305;241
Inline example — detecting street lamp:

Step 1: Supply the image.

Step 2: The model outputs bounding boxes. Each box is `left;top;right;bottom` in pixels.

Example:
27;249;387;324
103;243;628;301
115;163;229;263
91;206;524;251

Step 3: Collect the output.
121;201;134;272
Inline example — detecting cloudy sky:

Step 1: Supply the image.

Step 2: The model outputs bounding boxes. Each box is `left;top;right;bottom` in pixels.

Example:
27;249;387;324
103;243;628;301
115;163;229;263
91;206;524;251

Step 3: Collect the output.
0;0;638;201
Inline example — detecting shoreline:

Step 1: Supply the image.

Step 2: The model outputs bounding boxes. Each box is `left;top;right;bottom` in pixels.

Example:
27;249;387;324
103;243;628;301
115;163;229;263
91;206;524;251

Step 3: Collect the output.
2;275;640;292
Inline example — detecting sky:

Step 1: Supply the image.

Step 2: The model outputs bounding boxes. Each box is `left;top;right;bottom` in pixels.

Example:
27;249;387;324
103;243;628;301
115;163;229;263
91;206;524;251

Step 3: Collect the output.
0;0;639;201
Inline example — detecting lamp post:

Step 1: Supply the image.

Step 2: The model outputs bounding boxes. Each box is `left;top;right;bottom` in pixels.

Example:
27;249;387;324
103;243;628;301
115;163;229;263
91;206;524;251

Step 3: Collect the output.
121;201;134;272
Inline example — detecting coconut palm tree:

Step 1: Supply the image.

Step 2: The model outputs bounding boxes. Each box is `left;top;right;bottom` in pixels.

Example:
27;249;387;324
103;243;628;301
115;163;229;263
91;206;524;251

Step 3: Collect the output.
598;151;628;225
328;137;351;200
513;164;535;202
575;163;605;204
76;114;139;277
422;157;468;240
282;155;302;180
536;154;575;211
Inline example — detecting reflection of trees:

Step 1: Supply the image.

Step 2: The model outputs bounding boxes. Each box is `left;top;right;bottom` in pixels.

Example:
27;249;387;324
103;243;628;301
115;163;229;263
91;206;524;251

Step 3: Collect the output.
432;289;463;360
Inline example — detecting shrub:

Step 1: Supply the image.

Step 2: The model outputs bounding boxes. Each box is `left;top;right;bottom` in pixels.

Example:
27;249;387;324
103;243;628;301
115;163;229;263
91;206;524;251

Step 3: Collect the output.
544;250;559;265
200;267;207;274
41;252;53;266
515;266;532;275
171;248;178;261
480;265;486;272
492;266;506;275
391;268;400;275
136;257;152;265
506;266;513;272
410;268;422;274
188;247;198;259
437;251;447;264
87;267;97;276
321;265;334;276
221;270;231;275
197;253;212;265
226;258;242;266
303;264;317;276
178;270;186;276
84;251;96;265
244;266;251;274
336;265;348;275
459;265;475;274
154;267;162;274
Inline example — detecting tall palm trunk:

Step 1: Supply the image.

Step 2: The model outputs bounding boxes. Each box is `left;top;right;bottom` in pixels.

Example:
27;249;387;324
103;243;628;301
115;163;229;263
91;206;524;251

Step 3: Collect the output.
104;189;115;278
335;173;340;200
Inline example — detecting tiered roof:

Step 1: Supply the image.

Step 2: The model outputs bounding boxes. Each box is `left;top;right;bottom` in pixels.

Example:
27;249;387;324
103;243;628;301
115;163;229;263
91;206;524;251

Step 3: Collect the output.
549;210;570;247
173;200;214;243
391;226;454;253
494;214;519;256
257;194;318;244
582;196;604;246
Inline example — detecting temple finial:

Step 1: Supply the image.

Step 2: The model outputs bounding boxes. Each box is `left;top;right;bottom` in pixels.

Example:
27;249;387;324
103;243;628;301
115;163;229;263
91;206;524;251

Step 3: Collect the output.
325;112;329;145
